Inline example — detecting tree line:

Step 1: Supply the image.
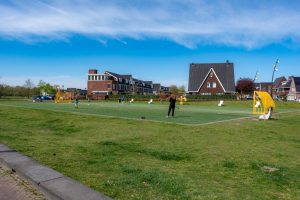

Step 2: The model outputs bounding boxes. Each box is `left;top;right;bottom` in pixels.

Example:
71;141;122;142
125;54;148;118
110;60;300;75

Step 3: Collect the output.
0;78;57;98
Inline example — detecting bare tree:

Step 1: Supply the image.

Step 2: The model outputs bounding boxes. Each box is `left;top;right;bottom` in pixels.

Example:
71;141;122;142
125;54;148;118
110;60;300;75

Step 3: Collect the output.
0;76;3;98
24;79;35;98
169;85;179;94
178;85;186;93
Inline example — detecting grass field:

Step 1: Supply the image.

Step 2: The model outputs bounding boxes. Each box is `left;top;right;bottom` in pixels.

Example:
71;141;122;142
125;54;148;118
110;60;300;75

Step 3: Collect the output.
0;99;300;199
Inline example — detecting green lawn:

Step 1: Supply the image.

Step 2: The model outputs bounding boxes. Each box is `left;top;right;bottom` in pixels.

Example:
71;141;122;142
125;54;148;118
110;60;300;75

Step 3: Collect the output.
0;99;297;125
0;100;300;199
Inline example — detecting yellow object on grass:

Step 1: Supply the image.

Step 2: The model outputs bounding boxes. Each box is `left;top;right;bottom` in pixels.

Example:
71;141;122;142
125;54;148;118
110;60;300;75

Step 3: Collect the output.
54;87;72;103
179;96;187;105
253;91;275;114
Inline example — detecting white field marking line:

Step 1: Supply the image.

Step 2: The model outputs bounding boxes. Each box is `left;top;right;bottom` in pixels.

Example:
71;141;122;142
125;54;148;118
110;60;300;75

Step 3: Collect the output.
78;102;252;114
188;110;300;126
68;101;253;114
0;103;186;126
0;103;250;126
0;103;299;127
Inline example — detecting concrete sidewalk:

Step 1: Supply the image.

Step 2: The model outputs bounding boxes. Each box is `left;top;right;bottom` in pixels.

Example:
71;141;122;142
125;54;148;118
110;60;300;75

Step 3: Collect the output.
0;163;46;200
0;144;113;200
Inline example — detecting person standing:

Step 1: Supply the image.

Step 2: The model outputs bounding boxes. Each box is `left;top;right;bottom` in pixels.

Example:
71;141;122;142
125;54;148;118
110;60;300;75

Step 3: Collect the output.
166;95;176;117
74;97;79;109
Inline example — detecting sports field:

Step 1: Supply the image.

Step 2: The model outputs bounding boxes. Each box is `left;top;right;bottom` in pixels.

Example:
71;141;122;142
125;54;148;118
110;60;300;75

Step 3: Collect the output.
0;99;297;125
0;99;300;199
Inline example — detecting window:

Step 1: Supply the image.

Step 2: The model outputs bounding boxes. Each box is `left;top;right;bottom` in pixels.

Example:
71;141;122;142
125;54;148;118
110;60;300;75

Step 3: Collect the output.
210;72;214;77
207;82;216;88
112;84;116;90
88;76;91;80
107;84;111;88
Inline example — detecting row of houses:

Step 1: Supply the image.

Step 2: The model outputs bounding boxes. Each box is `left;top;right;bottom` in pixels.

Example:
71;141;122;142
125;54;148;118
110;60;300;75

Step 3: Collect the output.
253;76;300;100
87;62;235;96
272;76;300;100
87;62;300;100
87;69;169;95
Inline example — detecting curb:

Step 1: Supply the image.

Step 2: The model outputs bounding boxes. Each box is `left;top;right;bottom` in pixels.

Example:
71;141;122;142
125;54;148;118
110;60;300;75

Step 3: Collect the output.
0;144;113;200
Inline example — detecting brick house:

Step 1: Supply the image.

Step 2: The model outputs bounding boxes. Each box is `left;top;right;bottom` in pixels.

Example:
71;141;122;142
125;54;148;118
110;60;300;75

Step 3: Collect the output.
153;83;170;94
188;62;235;94
254;82;273;94
273;76;288;96
287;77;300;101
271;76;300;100
87;69;154;95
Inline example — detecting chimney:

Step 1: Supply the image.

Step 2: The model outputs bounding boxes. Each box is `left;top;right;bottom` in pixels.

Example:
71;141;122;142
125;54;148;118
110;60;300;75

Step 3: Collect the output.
89;69;98;74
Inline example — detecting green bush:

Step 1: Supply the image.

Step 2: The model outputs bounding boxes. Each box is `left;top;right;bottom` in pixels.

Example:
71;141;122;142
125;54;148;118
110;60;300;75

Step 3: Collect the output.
185;94;236;101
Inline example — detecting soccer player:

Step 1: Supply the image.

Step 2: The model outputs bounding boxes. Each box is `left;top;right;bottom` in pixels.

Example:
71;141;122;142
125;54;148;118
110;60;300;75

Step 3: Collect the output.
166;95;176;118
75;97;79;109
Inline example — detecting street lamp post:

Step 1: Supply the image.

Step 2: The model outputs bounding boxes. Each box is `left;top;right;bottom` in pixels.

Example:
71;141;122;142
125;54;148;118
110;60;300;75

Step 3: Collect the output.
253;71;259;93
253;71;259;83
270;59;279;98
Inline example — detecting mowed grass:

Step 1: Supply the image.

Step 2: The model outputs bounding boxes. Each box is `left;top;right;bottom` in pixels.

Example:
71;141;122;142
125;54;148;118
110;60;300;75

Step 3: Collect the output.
0;100;300;199
0;99;296;125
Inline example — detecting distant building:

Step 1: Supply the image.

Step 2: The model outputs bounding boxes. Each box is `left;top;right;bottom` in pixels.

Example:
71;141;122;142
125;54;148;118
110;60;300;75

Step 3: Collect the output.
273;76;287;96
254;82;273;94
153;83;170;94
188;61;235;94
287;76;300;101
87;69;155;95
271;76;300;101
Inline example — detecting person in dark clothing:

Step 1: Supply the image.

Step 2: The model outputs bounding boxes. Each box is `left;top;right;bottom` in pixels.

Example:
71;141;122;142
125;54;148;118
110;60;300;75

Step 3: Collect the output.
74;97;79;109
167;95;176;117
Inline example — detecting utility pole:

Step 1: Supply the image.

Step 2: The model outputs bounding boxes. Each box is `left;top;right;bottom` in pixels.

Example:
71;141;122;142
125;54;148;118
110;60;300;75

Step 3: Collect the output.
270;59;279;98
253;71;259;93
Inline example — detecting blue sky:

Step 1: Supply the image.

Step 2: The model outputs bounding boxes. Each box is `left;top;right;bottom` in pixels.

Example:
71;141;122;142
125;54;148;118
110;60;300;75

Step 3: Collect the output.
0;0;299;89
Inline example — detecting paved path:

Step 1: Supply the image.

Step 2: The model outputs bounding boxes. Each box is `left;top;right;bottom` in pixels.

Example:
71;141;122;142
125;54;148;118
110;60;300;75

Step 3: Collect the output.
0;144;112;200
0;164;46;200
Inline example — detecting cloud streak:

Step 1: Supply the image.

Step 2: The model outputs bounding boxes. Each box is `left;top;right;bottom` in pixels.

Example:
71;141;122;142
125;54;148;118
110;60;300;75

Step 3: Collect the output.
1;0;300;48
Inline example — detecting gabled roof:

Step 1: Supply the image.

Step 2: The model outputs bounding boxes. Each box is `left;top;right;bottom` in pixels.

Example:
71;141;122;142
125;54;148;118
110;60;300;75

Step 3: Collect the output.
294;77;300;92
279;80;291;88
273;76;286;88
105;71;122;79
188;62;235;92
255;82;272;86
198;68;225;92
120;75;132;80
133;78;143;83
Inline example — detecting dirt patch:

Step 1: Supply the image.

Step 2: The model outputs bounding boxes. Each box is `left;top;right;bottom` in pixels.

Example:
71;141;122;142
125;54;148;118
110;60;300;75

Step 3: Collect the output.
261;166;279;173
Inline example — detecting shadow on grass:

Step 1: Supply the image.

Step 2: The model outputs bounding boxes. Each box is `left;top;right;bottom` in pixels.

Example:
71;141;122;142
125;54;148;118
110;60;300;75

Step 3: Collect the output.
100;141;192;161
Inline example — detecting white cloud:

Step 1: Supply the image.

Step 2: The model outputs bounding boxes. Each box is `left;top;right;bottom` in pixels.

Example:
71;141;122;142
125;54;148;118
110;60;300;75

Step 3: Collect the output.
1;0;300;48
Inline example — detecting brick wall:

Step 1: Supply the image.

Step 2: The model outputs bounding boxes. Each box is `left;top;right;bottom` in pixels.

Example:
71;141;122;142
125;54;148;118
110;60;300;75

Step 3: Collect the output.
198;72;225;94
87;80;113;94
